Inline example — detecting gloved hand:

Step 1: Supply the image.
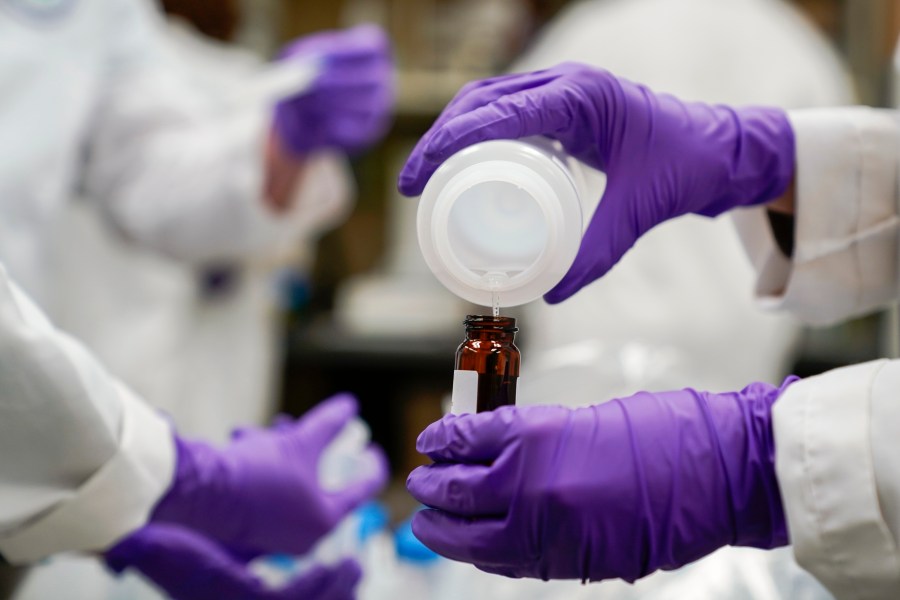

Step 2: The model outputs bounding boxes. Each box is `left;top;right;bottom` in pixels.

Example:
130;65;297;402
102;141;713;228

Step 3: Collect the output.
398;63;794;302
407;378;797;582
152;393;388;555
106;524;361;600
274;24;394;155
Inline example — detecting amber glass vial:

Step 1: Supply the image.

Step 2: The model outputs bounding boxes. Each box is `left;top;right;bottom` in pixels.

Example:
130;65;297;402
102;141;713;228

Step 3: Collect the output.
455;315;521;412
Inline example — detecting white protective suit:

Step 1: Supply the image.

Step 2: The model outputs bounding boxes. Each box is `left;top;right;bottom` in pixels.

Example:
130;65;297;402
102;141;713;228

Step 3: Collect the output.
45;18;353;443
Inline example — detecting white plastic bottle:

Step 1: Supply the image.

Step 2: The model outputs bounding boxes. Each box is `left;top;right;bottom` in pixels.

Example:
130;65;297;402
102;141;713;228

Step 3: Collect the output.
315;418;379;561
417;137;586;308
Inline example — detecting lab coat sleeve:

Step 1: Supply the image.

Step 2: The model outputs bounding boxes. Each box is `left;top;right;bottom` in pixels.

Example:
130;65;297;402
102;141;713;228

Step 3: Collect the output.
773;359;900;599
82;1;324;264
0;264;174;564
732;107;900;325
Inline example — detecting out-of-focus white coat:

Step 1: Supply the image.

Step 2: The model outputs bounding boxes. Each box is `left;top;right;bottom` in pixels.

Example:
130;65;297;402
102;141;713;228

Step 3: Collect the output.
45;18;353;443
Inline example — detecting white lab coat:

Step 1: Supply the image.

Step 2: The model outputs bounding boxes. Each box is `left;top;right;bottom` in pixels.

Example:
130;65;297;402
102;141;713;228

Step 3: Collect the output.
734;107;900;600
507;1;854;600
0;261;173;564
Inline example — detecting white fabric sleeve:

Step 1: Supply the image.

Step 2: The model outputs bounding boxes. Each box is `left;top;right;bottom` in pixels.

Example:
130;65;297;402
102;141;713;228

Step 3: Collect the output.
773;359;900;599
732;107;900;326
0;265;174;564
82;1;320;264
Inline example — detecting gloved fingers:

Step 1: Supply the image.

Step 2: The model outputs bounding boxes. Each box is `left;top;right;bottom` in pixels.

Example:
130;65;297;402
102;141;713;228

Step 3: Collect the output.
282;24;390;61
473;563;523;579
105;525;267;600
319;87;394;121
422;88;569;163
397;72;561;197
230;413;295;441
416;409;515;463
396;142;433;197
295;393;360;446
411;509;511;567
406;461;512;517
279;559;361;600
434;70;560;132
330;112;394;152
544;184;644;303
271;413;296;429
399;89;569;196
315;63;394;92
328;444;390;517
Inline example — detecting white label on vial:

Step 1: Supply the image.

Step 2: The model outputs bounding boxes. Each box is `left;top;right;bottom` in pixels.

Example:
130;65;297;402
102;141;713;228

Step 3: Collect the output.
451;370;479;415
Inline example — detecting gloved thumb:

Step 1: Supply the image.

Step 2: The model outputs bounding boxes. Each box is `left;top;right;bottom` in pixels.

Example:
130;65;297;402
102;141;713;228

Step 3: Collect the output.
105;525;268;600
279;558;361;600
544;184;646;303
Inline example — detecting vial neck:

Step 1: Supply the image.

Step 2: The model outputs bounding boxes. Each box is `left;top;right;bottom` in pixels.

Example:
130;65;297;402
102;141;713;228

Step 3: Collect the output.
464;315;517;343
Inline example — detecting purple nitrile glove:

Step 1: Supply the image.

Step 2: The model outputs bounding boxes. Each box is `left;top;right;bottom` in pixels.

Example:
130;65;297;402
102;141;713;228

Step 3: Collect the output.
152;394;389;555
106;524;361;600
407;377;797;583
397;63;794;303
274;24;394;155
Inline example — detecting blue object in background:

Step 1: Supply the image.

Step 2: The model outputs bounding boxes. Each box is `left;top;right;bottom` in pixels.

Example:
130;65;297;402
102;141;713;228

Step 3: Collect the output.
357;501;389;544
395;510;439;564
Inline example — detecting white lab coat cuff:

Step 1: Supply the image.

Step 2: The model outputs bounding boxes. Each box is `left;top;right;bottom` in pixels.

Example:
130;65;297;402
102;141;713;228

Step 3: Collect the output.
734;107;900;325
0;387;175;564
774;360;900;599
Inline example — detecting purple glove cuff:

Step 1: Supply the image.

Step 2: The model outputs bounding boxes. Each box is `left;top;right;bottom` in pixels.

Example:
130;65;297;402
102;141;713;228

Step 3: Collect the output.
151;437;237;540
697;105;795;217
725;375;798;549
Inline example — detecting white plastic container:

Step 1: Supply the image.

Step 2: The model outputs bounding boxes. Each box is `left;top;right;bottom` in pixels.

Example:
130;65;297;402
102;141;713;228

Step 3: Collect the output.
417;138;584;308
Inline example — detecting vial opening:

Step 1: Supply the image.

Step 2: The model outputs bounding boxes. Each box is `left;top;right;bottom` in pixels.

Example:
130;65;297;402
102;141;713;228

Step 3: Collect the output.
446;180;548;276
464;315;518;332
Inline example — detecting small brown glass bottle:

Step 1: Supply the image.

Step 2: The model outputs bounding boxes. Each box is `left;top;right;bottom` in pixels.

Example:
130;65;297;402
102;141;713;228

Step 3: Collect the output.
452;315;520;413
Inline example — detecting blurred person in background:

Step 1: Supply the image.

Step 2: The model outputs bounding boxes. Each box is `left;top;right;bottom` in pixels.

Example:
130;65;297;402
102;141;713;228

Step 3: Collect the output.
0;0;393;598
48;0;359;448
